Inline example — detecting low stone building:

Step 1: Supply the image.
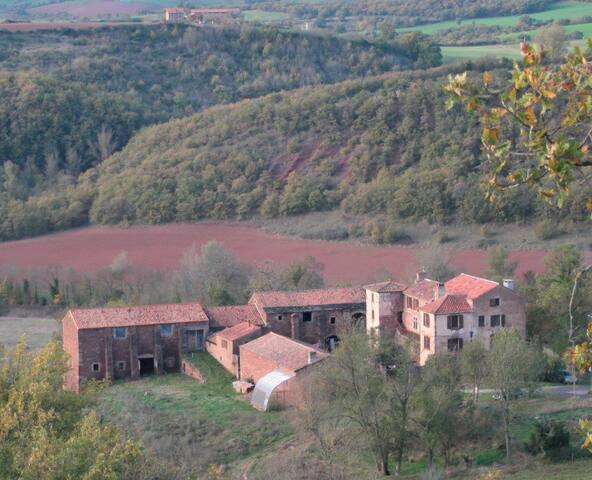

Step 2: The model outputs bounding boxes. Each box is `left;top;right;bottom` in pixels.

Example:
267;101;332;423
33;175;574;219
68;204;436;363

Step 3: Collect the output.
366;272;526;365
248;287;366;350
239;332;328;410
63;303;209;391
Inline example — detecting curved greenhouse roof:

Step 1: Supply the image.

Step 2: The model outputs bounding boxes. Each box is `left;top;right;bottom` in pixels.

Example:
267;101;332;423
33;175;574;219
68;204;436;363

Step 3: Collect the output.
250;370;292;411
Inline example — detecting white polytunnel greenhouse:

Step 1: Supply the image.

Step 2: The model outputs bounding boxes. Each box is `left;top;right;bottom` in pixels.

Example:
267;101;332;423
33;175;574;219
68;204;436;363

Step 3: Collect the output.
250;370;292;411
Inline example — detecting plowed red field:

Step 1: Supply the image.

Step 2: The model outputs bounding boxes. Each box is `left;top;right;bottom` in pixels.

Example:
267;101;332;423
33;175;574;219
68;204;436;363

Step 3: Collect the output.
27;1;155;17
0;224;567;284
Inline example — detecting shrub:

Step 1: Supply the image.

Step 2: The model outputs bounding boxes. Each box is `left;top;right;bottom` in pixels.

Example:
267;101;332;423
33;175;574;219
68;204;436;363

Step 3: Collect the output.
433;230;452;244
525;419;570;459
382;223;413;244
534;220;563;241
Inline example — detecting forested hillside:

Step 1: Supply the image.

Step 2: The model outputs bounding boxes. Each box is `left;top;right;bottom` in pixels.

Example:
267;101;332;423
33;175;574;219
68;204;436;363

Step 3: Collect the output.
0;24;439;185
2;61;588;240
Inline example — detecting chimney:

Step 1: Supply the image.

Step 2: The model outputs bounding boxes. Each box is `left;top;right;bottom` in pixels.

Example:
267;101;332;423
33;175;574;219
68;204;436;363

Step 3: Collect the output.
437;282;446;299
416;270;428;283
308;351;317;364
502;279;515;290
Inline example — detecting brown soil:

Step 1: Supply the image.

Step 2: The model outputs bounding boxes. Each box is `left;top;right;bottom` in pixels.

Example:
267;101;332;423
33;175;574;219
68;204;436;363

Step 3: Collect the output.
0;223;573;285
27;0;156;17
0;21;146;31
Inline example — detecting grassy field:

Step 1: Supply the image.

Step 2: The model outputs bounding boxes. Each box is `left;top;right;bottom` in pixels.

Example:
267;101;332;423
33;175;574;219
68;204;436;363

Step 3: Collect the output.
442;37;587;61
97;353;293;476
399;1;592;34
243;10;290;22
0;308;60;349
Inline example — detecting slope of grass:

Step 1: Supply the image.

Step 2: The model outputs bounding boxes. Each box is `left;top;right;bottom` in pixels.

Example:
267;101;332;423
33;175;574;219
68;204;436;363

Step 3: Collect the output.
400;1;592;34
97;357;292;475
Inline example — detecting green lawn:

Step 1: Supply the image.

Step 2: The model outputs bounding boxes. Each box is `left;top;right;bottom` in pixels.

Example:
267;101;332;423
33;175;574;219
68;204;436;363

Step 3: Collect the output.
0;312;59;349
243;9;290;22
97;353;292;475
442;38;587;62
399;1;592;35
501;21;592;41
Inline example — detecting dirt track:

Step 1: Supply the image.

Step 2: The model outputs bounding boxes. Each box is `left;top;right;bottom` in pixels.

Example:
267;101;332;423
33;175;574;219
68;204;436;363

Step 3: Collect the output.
0;223;568;284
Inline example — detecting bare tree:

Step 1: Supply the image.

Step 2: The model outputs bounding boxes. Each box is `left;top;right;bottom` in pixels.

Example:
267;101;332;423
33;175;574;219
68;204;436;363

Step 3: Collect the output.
88;125;116;163
535;23;567;61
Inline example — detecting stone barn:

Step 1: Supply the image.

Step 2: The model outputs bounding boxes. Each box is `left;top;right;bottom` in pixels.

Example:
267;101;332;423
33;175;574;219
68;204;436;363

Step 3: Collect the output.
248;287;366;350
63;303;209;391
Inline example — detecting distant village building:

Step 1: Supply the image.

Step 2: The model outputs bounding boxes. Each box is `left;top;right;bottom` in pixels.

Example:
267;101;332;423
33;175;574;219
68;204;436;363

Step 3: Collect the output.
163;7;241;25
63;273;525;406
164;7;185;23
366;272;526;365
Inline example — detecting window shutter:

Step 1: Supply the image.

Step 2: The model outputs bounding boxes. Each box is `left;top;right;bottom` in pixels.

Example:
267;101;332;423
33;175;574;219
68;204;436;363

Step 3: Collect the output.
501;314;506;327
459;315;464;329
447;316;451;329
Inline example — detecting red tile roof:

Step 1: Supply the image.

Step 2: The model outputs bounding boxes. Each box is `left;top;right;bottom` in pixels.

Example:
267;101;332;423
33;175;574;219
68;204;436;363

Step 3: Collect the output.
404;279;441;301
249;287;365;312
68;303;208;330
205;305;263;328
364;280;407;293
217;322;261;341
422;295;472;315
445;274;499;299
164;7;184;14
240;332;328;372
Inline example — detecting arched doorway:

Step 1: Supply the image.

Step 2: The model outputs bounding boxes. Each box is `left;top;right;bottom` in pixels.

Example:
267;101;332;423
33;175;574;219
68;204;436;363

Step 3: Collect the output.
352;312;366;330
325;335;339;352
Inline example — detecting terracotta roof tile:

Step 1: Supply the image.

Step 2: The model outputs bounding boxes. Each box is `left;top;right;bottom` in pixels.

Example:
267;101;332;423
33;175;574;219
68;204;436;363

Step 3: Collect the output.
404;279;441;301
69;303;208;330
445;274;499;299
205;305;263;328
364;280;407;293
422;295;472;315
217;322;261;341
249;287;365;311
240;332;328;372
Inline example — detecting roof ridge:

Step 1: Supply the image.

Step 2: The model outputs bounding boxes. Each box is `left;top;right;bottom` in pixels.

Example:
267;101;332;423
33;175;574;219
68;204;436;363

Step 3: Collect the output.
70;301;203;313
455;273;498;285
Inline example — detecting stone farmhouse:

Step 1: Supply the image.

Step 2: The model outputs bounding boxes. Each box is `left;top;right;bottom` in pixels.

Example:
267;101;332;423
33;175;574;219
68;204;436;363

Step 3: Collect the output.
63;273;525;406
366;272;526;365
164;7;241;25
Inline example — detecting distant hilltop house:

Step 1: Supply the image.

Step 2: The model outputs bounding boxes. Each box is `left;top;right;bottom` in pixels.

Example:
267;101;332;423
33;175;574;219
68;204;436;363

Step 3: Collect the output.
163;7;241;25
63;272;525;408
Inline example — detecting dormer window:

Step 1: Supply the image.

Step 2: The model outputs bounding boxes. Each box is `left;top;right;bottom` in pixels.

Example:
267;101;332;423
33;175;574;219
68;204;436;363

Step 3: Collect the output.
489;298;500;307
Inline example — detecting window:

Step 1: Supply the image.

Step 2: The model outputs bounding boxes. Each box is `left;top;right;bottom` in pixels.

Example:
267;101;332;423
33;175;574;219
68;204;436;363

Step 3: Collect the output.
447;315;464;330
117;361;126;371
490;315;501;327
371;309;374;320
303;312;312;322
91;362;100;372
397;311;403;324
489;297;500;307
447;338;463;352
501;314;506;327
413;298;419;310
406;297;413;309
423;313;430;328
478;315;485;327
160;324;173;336
277;315;283;321
113;327;126;339
423;336;431;350
413;317;418;330
330;316;336;325
221;339;228;349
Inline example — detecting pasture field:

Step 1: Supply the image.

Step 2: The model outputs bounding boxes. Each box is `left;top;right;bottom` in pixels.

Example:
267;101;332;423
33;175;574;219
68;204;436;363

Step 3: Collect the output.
0;311;59;349
243;9;290;22
399;1;592;35
97;354;293;475
442;38;588;61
